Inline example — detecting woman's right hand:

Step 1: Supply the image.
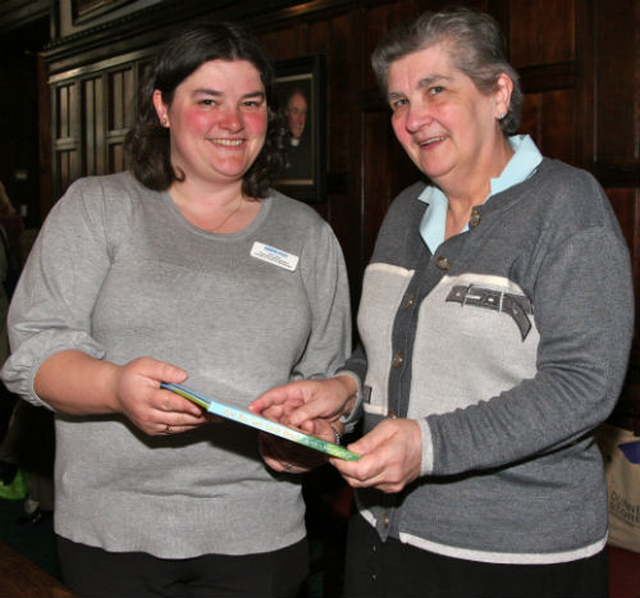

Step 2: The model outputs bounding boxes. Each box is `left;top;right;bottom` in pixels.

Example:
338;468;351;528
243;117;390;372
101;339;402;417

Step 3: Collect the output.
34;350;208;436
249;374;358;435
111;357;208;436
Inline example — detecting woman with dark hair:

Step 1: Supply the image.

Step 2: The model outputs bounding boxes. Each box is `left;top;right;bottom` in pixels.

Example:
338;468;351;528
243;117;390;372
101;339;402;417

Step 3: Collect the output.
126;21;287;199
251;7;633;597
1;21;351;597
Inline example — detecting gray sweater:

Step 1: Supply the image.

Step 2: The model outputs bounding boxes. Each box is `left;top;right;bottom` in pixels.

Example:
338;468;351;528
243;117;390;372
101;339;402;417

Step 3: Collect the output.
1;172;351;558
346;158;634;564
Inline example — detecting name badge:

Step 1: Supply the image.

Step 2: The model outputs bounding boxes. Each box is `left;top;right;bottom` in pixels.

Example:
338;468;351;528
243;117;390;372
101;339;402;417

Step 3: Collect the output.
250;241;299;272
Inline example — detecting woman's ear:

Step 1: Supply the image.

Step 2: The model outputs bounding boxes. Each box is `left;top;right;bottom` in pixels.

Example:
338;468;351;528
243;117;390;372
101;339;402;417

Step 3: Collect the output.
152;89;170;127
494;72;513;120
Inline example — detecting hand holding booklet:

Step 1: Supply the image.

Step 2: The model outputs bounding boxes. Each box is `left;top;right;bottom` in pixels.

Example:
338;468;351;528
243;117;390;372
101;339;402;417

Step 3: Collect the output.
161;382;360;461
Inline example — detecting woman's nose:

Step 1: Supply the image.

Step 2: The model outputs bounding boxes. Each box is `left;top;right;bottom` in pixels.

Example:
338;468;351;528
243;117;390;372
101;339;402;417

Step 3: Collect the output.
405;102;431;133
220;107;243;132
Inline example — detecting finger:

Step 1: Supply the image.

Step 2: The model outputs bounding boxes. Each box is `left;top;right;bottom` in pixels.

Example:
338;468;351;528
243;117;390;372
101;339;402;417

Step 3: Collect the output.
256;404;288;422
133;357;187;387
345;420;397;455
153;409;208;432
156;422;202;436
330;452;380;482
157;388;205;418
249;385;303;414
287;401;333;428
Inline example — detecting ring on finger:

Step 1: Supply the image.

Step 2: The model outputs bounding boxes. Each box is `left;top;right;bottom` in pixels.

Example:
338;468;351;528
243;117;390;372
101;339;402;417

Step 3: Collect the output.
165;424;171;433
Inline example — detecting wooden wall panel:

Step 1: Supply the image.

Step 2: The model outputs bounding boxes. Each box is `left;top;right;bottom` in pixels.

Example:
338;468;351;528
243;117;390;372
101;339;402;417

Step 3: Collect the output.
82;76;104;176
257;26;300;61
108;67;134;132
362;2;417;93
312;13;362;293
109;144;125;174
55;83;75;141
362;110;393;264
53;81;80;196
106;66;135;173
509;0;575;67
594;0;639;165
606;188;640;322
56;149;78;193
520;89;576;164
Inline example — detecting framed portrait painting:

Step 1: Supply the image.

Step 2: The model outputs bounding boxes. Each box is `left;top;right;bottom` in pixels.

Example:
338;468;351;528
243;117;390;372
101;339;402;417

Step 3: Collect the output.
274;55;327;203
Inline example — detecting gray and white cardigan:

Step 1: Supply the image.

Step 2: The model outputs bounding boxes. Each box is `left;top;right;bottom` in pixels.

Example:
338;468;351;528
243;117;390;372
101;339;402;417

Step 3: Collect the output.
344;158;634;564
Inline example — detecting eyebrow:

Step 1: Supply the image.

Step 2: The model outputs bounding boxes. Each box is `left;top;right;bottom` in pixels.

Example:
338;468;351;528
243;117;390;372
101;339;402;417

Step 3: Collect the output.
388;73;452;100
193;88;265;100
417;73;451;88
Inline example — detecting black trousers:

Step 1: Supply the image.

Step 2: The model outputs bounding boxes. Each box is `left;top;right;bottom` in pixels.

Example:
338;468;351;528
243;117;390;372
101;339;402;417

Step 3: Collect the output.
57;535;309;598
344;514;609;598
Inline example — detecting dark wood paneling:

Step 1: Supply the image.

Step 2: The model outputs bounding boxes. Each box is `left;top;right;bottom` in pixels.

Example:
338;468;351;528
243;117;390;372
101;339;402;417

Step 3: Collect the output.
82;76;104;176
594;0;640;164
521;89;576;164
509;0;575;67
607;188;640;333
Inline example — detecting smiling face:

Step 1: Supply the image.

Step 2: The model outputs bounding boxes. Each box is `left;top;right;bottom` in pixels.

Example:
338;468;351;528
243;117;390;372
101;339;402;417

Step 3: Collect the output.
387;42;509;195
154;59;268;190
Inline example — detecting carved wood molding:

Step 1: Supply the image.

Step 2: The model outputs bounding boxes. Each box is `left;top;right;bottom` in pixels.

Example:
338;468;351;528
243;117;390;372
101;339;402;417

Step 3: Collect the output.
44;0;357;75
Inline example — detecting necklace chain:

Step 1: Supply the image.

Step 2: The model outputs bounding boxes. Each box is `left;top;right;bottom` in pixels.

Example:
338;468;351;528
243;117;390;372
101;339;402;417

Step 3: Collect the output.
209;196;244;232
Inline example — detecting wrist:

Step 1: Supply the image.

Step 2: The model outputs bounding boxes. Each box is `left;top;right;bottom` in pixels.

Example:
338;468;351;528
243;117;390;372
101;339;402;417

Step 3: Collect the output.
334;373;359;415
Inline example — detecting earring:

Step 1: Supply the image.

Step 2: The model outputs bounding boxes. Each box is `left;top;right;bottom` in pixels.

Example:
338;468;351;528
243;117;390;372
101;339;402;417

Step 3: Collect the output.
498;112;505;120
161;116;169;126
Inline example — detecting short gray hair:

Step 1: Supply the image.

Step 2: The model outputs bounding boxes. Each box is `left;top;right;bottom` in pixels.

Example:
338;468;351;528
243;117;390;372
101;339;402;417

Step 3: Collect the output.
371;7;522;135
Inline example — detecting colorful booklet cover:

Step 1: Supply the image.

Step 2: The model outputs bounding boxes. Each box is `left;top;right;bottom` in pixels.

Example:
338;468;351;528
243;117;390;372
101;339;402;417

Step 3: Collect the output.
160;382;360;461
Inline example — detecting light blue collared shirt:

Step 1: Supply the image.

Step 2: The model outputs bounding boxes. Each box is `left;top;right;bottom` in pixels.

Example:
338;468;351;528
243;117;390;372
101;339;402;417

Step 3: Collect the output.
418;134;543;255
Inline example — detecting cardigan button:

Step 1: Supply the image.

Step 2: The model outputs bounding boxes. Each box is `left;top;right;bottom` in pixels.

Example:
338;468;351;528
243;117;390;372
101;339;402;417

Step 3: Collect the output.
469;208;481;227
435;256;451;270
392;352;404;367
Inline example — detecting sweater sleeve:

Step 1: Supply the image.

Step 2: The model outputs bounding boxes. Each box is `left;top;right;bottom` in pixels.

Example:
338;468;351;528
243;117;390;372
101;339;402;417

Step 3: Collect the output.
426;209;635;476
291;221;352;380
1;177;126;408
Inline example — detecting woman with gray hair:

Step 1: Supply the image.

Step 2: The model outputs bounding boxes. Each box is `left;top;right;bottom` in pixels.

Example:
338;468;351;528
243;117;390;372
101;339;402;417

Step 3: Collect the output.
251;7;633;597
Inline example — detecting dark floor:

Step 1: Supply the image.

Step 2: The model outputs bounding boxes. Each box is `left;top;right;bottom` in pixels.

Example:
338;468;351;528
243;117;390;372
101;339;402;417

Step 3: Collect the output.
0;496;59;579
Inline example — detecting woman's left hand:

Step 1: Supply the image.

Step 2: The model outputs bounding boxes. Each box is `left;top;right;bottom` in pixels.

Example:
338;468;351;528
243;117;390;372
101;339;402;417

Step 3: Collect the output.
331;418;422;493
257;418;343;474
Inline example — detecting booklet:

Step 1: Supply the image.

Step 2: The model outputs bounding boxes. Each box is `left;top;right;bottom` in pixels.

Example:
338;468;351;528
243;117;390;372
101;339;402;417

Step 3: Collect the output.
160;382;360;461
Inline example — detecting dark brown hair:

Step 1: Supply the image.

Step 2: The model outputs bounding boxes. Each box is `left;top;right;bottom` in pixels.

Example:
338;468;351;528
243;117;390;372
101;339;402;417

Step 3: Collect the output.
124;21;288;198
